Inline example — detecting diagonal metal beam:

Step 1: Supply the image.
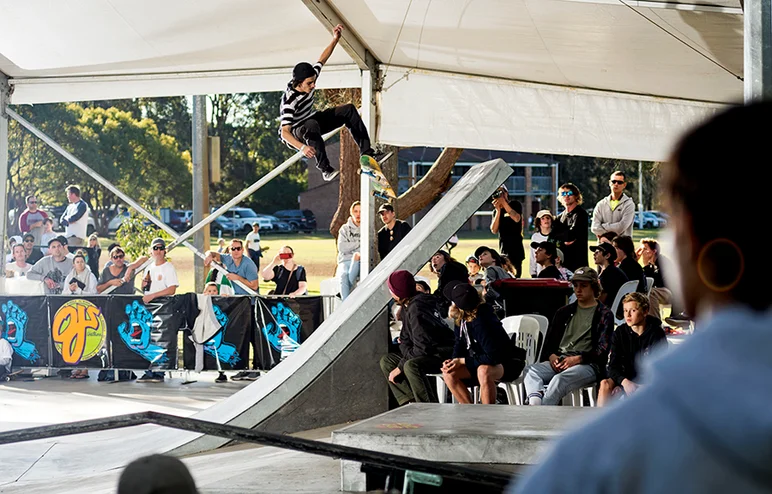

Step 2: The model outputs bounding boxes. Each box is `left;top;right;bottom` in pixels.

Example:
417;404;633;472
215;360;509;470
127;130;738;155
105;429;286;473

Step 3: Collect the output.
301;0;378;70
556;0;743;14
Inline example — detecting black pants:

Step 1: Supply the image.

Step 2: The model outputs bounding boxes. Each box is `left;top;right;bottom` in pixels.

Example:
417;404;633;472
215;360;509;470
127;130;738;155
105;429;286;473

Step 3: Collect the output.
248;249;261;273
292;104;373;170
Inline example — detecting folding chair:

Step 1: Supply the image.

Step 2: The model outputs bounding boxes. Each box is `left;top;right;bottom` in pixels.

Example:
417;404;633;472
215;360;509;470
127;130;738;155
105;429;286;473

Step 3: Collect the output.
498;315;542;405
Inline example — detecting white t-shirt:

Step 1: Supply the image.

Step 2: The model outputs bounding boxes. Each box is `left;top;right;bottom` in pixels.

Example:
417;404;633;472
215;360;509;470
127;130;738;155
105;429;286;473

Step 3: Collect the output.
245;232;261;252
5;263;31;277
530;231;550;277
144;261;179;295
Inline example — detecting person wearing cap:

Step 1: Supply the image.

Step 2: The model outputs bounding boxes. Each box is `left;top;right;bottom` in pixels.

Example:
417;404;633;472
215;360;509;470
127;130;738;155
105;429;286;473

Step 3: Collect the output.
590;242;629;308
591;171;636;240
551;183;589;272
380;270;455;405
245;223;263;269
26;236;74;295
278;24;381;182
490;186;525;278
466;256;485;285
415;277;432;294
377;203;412;260
21;232;44;265
531;241;563;280
5;235;22;263
137;238;179;383
512;103;772;494
430;250;469;313
474;246;513;307
555;248;573;281
522;267;614;406
530;209;554;277
441;280;525;404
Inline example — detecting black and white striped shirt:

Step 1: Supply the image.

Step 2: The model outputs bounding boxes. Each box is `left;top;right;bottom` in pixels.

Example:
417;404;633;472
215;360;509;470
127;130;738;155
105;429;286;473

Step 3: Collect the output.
279;62;323;138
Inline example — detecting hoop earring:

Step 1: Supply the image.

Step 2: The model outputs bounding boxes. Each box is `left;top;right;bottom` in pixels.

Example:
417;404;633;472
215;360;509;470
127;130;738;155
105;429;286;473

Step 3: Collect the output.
696;238;744;292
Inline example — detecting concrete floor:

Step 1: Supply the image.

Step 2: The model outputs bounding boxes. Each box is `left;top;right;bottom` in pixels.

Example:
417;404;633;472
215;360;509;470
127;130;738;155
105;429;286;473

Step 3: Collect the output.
0;374;356;493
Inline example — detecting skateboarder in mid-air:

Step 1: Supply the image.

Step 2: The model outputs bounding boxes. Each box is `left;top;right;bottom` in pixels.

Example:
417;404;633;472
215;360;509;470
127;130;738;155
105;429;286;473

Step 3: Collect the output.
279;24;380;181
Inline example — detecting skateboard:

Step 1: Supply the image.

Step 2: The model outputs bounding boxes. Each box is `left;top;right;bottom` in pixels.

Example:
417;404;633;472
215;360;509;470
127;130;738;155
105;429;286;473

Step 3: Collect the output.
2;370;24;382
360;153;396;201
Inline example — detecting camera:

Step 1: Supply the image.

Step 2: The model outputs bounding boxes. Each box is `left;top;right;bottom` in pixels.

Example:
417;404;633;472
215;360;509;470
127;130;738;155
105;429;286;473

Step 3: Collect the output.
491;189;504;200
279;252;292;260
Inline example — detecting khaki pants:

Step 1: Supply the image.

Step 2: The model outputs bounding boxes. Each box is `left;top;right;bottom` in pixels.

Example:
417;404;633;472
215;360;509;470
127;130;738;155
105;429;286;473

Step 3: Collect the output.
67;236;85;247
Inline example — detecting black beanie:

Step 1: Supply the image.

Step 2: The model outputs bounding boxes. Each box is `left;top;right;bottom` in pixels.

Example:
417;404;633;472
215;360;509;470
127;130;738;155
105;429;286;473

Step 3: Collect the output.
292;62;316;85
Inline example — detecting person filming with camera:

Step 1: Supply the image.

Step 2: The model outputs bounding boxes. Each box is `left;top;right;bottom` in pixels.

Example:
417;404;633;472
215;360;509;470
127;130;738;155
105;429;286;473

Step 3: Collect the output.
490;185;525;278
262;245;308;297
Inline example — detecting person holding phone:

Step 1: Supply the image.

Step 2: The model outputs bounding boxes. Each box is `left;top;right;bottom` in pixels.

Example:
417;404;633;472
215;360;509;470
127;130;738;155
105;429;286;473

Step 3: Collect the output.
261;245;307;297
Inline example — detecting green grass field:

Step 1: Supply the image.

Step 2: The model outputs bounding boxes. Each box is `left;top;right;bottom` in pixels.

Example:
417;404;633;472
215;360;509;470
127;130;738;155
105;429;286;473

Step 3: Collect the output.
99;229;662;295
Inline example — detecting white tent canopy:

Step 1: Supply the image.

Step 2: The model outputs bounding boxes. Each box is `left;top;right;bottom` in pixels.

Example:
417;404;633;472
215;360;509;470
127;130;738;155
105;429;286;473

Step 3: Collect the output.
1;0;745;160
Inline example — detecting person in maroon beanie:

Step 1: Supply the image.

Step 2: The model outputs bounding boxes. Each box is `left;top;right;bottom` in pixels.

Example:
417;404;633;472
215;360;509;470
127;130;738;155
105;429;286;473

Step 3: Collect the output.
379;270;455;405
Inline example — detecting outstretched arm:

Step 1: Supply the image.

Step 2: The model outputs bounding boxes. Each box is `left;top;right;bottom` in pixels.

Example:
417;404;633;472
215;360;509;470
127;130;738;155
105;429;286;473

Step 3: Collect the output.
318;24;343;65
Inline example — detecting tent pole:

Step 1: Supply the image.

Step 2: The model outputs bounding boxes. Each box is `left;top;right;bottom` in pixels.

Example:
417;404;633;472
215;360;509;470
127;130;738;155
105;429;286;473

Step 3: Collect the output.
0;74;10;294
360;70;377;278
192;95;209;293
744;0;772;101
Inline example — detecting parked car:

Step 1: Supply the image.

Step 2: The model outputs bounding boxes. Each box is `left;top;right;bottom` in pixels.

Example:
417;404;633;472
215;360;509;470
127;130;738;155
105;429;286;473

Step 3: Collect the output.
216;207;272;233
648;210;669;225
258;215;293;233
107;210;131;233
634;211;662;229
273;209;317;233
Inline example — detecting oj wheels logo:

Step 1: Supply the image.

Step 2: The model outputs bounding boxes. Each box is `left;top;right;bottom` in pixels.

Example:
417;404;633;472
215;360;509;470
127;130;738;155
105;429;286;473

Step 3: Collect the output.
51;300;107;365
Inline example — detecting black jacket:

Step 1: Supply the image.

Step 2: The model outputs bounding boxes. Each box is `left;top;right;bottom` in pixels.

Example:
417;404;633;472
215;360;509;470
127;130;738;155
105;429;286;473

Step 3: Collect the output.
398;293;455;369
435;260;471;311
551;207;589;272
619;257;646;293
377;221;412;260
451;303;514;367
539;301;615;377
608;315;668;386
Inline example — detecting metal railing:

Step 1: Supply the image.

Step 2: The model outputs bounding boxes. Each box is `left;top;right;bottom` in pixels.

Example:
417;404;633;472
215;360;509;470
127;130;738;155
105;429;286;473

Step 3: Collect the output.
0;411;512;490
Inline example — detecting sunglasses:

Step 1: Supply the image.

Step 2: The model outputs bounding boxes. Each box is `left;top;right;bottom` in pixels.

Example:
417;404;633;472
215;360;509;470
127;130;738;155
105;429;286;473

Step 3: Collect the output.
28;200;37;204
230;246;242;251
560;191;574;197
112;254;125;260
152;245;165;251
23;239;34;243
610;180;625;185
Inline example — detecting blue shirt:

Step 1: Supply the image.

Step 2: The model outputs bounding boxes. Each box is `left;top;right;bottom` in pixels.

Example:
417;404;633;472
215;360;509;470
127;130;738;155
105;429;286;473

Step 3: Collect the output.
221;254;258;295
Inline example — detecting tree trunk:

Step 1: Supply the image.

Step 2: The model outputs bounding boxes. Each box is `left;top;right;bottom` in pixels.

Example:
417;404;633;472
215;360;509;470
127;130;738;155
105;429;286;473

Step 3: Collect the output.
329;128;360;239
397;148;463;220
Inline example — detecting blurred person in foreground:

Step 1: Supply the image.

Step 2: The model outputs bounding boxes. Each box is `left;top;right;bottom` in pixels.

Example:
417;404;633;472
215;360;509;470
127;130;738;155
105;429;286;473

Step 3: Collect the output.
118;454;198;494
510;101;772;493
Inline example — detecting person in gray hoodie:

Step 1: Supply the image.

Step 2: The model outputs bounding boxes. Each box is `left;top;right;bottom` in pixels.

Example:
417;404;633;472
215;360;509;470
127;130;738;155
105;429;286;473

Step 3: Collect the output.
336;201;361;300
591;171;635;239
26;236;74;295
510;102;772;494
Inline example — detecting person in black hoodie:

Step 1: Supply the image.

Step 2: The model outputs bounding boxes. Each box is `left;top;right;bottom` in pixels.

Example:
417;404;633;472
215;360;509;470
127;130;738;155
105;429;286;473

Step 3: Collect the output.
597;293;667;406
613;235;646;293
380;270;455;405
430;250;470;313
441;280;525;404
551;183;589;272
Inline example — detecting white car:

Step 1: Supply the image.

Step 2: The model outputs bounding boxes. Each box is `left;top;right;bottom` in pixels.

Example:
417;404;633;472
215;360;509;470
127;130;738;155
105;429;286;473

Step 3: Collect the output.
218;207;272;233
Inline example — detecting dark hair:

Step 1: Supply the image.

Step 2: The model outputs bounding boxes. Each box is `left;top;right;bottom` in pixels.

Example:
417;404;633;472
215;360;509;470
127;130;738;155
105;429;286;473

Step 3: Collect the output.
499;255;517;275
65;185;81;197
600;231;618;243
44;217;54;225
534;215;553;235
641;238;660;256
23;233;35;241
613;235;637;260
73;249;88;262
611;170;626;181
667;101;770;310
281;245;294;254
107;242;121;253
109;246;125;258
559;183;583;205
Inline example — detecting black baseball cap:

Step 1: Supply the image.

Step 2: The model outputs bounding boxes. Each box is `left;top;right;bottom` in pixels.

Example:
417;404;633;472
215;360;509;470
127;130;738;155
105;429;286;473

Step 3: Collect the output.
474;245;499;259
443;280;481;311
48;235;68;247
590;242;617;262
378;203;394;213
530;241;557;258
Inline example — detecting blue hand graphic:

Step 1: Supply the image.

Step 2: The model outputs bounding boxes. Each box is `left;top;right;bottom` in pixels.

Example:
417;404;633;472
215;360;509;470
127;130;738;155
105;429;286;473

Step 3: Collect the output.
117;301;169;365
203;306;240;365
262;302;302;352
1;301;40;363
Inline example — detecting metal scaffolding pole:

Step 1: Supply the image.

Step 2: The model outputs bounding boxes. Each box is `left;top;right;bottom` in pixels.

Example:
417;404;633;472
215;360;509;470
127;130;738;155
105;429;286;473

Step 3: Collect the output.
191;96;209;293
744;0;772;101
0;74;10;294
360;69;377;278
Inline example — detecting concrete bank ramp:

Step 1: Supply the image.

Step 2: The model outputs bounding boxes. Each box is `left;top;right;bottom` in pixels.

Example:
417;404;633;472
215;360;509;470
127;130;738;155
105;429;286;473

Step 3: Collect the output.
0;159;512;481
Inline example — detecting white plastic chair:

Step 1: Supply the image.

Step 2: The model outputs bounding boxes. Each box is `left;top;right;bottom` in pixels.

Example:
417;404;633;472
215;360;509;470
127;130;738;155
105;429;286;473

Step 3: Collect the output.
610;280;640;326
498;315;542;405
568;386;598;407
319;278;341;321
645;277;654;295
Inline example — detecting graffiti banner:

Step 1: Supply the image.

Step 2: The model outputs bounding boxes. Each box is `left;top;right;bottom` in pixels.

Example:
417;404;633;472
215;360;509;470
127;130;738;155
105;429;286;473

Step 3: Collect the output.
254;296;323;370
0;296;49;367
182;297;252;371
48;296;110;368
108;296;181;370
